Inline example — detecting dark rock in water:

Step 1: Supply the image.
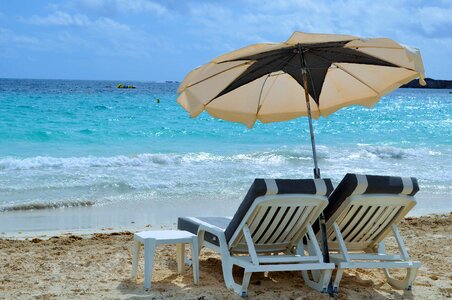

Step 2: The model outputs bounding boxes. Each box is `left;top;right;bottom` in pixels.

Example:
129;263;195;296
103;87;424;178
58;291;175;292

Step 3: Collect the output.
401;78;452;89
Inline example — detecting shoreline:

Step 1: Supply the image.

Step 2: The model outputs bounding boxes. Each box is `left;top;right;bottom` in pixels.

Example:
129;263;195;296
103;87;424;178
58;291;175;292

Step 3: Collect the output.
1;192;450;239
1;211;451;240
1;213;450;299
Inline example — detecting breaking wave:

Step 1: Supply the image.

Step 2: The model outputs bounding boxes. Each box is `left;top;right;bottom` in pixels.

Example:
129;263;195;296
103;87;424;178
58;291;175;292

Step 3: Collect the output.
0;200;94;212
356;145;440;159
0;146;440;171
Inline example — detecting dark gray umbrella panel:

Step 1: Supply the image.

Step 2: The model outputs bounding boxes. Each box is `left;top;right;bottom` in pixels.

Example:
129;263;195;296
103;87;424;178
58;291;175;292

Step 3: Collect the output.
215;41;398;105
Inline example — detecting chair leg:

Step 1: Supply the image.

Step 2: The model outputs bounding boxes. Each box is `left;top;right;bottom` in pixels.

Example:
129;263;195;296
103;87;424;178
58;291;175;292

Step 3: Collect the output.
380;236;419;290
176;243;185;274
221;259;235;289
220;261;252;298
226;266;252;298
237;271;252;298
300;238;331;293
305;236;321;281
384;267;418;290
302;269;332;293
190;237;199;285
144;240;155;289
333;268;344;292
131;240;140;279
197;231;205;256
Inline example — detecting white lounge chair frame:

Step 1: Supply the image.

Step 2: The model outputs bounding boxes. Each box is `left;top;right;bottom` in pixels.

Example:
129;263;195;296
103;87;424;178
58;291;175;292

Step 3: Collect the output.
322;194;420;292
193;194;335;297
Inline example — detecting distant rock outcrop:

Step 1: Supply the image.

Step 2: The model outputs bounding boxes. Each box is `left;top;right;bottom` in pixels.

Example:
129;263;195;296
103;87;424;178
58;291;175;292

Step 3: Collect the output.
401;78;452;89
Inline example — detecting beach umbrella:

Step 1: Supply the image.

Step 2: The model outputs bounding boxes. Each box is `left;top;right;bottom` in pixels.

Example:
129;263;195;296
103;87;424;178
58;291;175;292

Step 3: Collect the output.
176;31;425;292
177;32;425;177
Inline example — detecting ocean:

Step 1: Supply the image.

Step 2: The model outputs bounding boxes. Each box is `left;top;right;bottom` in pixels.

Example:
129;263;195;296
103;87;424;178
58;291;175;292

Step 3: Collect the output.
0;79;451;233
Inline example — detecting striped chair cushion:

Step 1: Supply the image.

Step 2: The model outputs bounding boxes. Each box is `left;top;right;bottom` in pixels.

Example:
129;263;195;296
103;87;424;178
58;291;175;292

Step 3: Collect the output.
324;173;419;221
178;178;334;246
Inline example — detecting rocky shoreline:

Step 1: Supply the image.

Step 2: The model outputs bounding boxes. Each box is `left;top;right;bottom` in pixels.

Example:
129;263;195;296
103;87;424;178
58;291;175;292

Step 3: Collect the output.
401;78;452;89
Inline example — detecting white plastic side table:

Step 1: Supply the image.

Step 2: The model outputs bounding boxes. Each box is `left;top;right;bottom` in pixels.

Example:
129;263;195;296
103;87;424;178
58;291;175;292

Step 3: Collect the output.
131;230;199;289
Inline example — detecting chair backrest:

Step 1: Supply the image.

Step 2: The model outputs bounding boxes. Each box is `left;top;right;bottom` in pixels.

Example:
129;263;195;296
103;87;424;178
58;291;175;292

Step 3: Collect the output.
324;173;419;251
227;178;334;253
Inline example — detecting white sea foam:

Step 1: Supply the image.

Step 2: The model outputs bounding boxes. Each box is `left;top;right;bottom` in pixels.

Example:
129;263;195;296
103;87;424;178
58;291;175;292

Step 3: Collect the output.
0;146;441;171
0;154;180;170
0;200;94;212
1;146;449;213
360;145;437;159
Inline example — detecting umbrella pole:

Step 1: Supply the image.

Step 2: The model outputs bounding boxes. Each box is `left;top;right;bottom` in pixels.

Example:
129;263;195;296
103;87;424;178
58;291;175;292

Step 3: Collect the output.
301;70;321;179
302;68;335;295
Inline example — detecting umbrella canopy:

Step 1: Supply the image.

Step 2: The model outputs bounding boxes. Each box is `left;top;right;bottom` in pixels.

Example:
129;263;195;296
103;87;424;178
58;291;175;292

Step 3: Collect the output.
177;32;425;128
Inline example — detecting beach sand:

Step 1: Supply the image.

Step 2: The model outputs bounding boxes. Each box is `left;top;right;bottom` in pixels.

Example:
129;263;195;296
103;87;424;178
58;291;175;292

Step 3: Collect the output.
0;214;451;299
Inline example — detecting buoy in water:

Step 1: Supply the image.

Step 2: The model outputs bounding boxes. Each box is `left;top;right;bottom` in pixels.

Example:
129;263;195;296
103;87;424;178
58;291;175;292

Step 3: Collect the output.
117;84;136;89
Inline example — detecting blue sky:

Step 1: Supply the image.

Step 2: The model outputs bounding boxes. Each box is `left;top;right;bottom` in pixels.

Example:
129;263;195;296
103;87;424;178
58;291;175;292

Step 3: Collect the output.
0;0;451;81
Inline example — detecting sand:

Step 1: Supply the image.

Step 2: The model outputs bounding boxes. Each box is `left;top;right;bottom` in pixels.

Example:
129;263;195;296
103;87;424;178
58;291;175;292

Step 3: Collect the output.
0;214;451;299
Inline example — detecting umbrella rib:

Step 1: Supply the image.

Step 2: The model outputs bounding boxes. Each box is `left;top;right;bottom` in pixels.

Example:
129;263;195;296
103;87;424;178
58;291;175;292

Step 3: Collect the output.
314;47;397;68
300;53;321;105
239;51;296;80
248;50;299;78
351;47;419;71
205;52;297;107
308;51;381;95
305;69;321;111
223;45;294;62
331;62;381;95
256;74;270;115
181;61;251;91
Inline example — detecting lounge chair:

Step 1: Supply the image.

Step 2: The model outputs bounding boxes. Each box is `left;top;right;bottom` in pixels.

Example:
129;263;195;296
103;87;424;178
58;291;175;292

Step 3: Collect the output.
317;173;420;292
177;178;336;297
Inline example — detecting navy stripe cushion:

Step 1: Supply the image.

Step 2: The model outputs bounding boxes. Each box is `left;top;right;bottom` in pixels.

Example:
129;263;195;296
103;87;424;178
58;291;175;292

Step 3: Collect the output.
177;178;334;246
178;217;230;246
224;178;333;243
324;173;419;221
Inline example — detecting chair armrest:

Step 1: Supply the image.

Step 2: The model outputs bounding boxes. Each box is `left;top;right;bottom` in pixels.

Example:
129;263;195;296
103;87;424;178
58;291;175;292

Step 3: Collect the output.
197;223;230;254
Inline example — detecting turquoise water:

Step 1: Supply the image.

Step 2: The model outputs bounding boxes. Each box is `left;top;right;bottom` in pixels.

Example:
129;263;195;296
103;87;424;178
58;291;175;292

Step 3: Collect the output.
0;79;451;216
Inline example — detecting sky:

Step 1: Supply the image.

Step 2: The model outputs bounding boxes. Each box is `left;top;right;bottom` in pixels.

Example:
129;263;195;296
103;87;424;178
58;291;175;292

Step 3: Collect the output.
0;0;451;81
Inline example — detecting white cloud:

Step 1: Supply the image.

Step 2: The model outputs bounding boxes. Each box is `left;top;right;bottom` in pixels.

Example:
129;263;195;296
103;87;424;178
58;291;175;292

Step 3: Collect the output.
183;0;452;47
0;27;45;59
5;0;452;78
115;0;168;15
24;11;132;32
93;17;131;31
16;8;174;59
416;6;452;36
26;11;91;26
0;27;40;46
51;0;170;17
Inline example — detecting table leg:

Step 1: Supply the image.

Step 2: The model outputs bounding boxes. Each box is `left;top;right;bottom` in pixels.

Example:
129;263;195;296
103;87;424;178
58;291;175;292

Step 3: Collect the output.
176;243;185;274
191;237;199;285
131;239;140;279
144;239;155;289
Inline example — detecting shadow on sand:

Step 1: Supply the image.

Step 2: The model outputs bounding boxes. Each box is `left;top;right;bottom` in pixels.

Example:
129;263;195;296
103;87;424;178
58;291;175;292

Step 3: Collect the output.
117;257;415;299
